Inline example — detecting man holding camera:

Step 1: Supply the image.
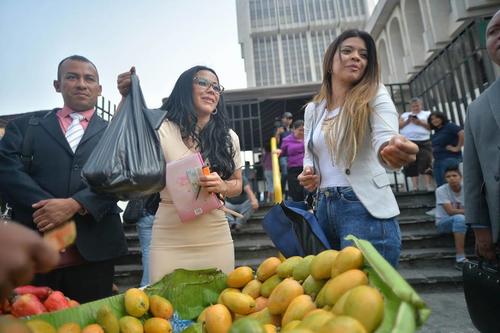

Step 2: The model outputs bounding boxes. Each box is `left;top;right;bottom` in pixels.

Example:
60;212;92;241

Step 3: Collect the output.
399;97;433;191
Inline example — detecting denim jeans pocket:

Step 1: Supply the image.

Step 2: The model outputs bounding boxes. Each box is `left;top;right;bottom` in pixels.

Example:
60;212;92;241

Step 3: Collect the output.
339;187;360;203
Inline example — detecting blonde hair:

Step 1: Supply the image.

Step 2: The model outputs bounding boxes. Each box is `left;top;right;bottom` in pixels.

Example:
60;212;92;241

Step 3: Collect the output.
313;29;380;167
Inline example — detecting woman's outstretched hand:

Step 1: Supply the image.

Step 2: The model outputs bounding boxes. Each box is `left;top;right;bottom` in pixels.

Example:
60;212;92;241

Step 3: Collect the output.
380;134;419;169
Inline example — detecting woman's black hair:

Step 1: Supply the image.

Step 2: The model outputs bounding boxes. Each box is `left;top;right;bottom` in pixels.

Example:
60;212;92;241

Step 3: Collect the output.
161;65;236;180
428;111;449;130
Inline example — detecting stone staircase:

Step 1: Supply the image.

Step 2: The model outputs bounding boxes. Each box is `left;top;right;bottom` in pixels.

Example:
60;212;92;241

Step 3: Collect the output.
114;191;474;292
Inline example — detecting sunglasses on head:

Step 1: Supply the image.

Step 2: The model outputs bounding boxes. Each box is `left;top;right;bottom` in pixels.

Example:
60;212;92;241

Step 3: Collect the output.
193;76;224;94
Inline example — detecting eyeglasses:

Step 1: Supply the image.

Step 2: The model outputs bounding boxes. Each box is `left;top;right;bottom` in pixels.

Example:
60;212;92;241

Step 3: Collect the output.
193;76;224;94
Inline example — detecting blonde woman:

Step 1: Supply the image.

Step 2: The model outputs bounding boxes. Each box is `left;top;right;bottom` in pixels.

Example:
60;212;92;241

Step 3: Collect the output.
298;30;418;266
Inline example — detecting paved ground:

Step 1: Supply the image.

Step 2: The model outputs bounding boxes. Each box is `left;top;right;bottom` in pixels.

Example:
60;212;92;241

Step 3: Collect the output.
418;288;478;333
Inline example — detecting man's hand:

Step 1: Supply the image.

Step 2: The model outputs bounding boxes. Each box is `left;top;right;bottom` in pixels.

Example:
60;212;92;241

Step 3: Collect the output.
380;135;419;169
117;66;135;97
298;166;320;192
251;198;259;210
473;227;498;262
0;223;59;300
32;198;82;232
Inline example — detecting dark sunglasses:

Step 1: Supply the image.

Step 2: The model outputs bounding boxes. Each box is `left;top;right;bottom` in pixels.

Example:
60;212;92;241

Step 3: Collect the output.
193;76;224;94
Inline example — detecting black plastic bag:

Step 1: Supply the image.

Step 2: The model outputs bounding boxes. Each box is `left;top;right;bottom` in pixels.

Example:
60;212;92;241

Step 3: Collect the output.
82;73;167;200
463;260;500;333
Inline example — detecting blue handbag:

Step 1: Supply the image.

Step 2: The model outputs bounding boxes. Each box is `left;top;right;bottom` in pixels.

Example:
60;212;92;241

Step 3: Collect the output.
262;200;331;258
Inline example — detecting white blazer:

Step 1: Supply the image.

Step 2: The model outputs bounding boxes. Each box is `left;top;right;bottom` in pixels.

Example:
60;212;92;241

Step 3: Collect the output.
303;84;400;219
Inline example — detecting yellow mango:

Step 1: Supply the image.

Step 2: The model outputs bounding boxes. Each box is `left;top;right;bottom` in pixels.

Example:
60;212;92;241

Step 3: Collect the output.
221;291;256;315
197;307;208;323
57;322;81;333
149;295;174;319
81;324;104;333
276;256;303;278
124;288;149;317
331;246;364;278
302;275;326;301
143;317;172;333
281;294;316;327
260;274;283;298
218;288;240;304
292;255;314;282
318;315;367;333
267;278;304;315
254;296;268;312
26;320;56;333
256;257;282;282
310;250;338;280
281;320;302;332
343;285;384;333
297;309;335;331
118;316;143;333
331;289;352;315
96;305;119;333
205;304;232;333
322;269;368;306
242;279;262;299
263;324;276;333
227;266;254;288
247;308;281;326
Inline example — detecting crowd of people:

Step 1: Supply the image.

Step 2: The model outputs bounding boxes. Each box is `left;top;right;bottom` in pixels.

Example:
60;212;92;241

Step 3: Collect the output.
0;13;498;325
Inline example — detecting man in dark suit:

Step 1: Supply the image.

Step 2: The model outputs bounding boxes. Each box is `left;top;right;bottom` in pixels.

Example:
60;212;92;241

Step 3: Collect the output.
464;10;500;262
0;55;127;303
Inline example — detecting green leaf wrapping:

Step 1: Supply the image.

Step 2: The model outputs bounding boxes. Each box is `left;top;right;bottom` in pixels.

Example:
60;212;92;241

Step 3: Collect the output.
346;235;431;332
23;268;227;327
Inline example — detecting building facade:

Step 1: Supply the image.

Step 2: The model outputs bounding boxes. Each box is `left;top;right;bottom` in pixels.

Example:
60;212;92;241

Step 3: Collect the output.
236;0;376;87
366;0;500;126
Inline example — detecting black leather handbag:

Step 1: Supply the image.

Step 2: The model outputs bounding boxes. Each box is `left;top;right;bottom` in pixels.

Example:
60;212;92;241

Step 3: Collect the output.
463;260;500;333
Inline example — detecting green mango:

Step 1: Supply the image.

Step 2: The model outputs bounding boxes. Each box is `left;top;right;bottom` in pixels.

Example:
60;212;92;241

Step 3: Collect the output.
292;255;315;282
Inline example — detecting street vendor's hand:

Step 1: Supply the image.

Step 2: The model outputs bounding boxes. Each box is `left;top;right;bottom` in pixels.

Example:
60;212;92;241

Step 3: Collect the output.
380;134;419;169
32;198;82;232
117;66;136;97
0;223;59;300
298;166;319;192
199;172;228;196
473;227;498;263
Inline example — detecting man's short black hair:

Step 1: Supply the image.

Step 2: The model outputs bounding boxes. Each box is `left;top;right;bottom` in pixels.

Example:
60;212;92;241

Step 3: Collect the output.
57;55;98;81
444;165;461;176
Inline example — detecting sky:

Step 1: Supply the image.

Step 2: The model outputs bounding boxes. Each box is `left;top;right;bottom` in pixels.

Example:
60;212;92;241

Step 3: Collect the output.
0;0;247;115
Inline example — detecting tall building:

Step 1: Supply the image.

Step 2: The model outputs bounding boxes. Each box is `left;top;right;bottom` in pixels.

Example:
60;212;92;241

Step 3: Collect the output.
236;0;374;87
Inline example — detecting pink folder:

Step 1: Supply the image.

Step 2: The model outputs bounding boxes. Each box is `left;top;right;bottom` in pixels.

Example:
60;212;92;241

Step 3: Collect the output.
166;152;222;222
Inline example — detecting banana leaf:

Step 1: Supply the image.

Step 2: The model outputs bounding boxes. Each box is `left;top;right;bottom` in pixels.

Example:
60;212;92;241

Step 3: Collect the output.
23;268;226;330
346;235;431;333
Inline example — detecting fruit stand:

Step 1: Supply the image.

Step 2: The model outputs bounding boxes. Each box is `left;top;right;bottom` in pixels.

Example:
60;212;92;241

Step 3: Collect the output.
2;236;430;333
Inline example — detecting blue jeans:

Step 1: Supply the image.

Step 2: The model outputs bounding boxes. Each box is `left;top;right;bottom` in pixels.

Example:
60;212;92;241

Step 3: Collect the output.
316;187;401;267
226;199;254;226
436;214;466;234
433;157;461;187
136;214;154;287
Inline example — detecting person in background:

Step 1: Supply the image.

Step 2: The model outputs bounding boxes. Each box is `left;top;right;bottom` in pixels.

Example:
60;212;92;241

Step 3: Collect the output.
399;97;433;191
262;139;274;203
464;10;500;263
298;29;418;267
118;65;242;283
0;55;127;303
123;193;160;287
276;120;306;201
225;176;259;231
434;166;468;270
428;111;464;187
0;223;59;301
275;112;293;198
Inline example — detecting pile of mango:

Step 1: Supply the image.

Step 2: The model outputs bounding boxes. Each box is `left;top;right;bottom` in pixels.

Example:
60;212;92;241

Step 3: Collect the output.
1;288;174;333
197;247;384;333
